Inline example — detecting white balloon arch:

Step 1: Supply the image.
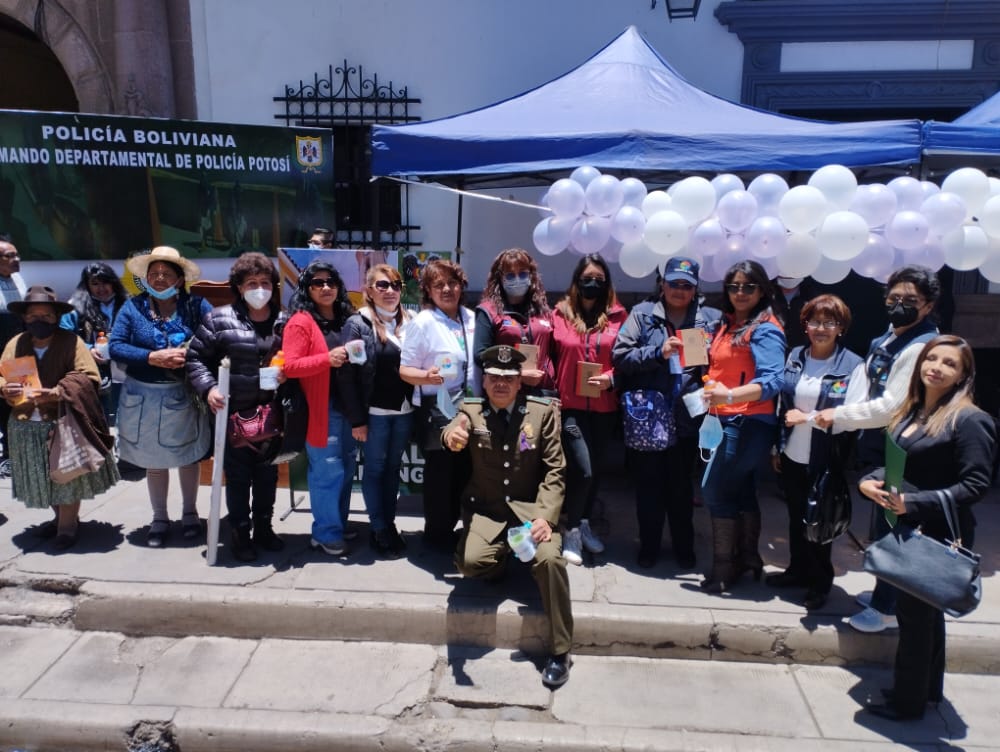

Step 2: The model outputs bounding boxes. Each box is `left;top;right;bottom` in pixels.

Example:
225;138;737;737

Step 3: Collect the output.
532;165;1000;281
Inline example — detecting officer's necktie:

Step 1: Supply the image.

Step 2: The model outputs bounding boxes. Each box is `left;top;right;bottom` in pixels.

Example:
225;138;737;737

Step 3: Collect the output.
497;408;509;431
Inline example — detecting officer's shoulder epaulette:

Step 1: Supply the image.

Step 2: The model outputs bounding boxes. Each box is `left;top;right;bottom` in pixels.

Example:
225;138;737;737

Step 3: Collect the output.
459;397;485;406
526;395;558;407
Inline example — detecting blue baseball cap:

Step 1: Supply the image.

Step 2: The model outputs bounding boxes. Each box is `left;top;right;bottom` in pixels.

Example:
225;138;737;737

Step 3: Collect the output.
661;257;699;285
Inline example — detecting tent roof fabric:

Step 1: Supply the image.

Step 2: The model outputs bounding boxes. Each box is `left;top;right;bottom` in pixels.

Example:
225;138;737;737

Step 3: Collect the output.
922;87;1000;161
371;26;923;183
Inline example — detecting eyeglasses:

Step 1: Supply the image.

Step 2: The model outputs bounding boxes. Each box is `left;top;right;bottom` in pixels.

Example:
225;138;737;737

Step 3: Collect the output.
885;295;924;307
806;320;840;330
432;280;460;291
0;253;19;260
503;271;530;283
146;271;178;282
580;275;606;284
666;280;695;291
726;283;760;295
308;278;337;289
372;280;403;292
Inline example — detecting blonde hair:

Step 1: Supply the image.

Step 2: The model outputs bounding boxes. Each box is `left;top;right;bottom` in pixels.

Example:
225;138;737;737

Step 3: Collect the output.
889;335;977;438
363;263;410;344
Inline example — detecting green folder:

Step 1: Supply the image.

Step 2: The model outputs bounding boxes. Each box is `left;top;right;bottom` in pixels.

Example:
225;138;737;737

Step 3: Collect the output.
883;432;907;526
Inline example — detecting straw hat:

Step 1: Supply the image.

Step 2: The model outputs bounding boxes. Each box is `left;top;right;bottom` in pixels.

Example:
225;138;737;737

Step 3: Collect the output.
126;246;201;283
8;285;73;316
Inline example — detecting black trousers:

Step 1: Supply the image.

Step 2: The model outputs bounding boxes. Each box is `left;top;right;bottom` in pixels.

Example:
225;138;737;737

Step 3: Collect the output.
223;441;278;530
778;455;834;594
422;448;470;545
630;436;696;559
892;590;946;712
561;409;617;528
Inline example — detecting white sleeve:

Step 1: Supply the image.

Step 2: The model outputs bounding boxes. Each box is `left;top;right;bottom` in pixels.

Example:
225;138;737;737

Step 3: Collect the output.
831;362;868;435
832;342;922;431
400;316;428;368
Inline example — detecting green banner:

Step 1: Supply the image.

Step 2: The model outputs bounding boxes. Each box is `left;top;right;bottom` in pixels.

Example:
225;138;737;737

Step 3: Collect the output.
0;109;334;262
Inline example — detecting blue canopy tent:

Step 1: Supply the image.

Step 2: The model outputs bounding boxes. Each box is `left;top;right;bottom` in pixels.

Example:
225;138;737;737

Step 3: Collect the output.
922;90;1000;176
371;26;924;188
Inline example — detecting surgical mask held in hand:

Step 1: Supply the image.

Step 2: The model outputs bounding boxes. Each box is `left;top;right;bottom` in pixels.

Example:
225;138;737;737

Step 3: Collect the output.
698;413;723;457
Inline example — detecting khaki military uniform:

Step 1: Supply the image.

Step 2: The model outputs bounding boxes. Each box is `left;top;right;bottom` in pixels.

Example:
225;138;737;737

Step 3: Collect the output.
442;393;573;655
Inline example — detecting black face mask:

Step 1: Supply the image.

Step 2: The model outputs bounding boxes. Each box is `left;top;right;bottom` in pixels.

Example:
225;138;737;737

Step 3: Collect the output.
579;280;606;300
25;320;58;340
886;302;919;328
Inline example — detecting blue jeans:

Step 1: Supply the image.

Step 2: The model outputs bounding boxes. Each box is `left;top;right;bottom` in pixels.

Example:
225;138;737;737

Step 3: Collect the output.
701;416;775;519
361;412;414;532
305;407;358;544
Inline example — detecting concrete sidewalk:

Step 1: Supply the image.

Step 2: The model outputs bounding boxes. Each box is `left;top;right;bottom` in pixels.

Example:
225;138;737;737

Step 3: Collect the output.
1;469;999;750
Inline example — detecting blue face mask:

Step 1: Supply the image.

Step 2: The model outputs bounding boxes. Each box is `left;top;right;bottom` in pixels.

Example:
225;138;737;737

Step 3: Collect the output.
699;413;724;485
147;284;179;300
502;278;531;300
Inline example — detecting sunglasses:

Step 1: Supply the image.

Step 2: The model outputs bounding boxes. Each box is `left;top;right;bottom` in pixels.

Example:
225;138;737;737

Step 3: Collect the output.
373;280;403;292
725;283;760;295
308;278;337;289
666;280;695;291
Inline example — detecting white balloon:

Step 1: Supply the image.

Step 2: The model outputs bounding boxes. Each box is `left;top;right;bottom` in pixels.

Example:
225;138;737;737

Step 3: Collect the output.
620;177;648;208
979;195;1000;238
709;236;749;279
816;211;869;261
643;210;689;256
885;210;929;251
537;190;551;219
711;173;745;200
808;164;858;210
943;225;990;271
905;240;946;271
585;174;625;217
641;190;673;218
610;205;647;244
811;254;852;284
747;173;789;216
989;177;1000;197
670;176;717;226
688;218;726;257
618;241;660;278
599;238;623;263
758;254;779;279
569;165;601;190
775;232;822;278
978;237;1000;282
698;257;725;283
920;181;941;201
852;232;896;280
532;217;571;256
888;176;924;211
746;216;787;259
920;192;967;237
849;184;897;229
548;178;586;218
778;185;828;233
716;190;759;233
570;216;612;255
942;167;990;219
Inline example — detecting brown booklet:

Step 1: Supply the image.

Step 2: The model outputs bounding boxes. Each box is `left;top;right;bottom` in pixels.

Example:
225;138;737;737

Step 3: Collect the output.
0;355;42;405
516;343;539;371
679;328;708;367
576;361;603;398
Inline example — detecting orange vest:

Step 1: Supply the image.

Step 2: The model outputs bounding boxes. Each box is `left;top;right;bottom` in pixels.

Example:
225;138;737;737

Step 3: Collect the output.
707;312;783;418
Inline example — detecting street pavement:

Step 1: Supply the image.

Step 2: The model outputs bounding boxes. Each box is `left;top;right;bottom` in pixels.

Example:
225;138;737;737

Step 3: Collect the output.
1;463;999;750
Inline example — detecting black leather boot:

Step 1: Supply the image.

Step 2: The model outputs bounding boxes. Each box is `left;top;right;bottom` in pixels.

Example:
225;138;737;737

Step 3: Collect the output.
253;516;285;552
737;511;764;582
701;517;738;594
231;525;258;562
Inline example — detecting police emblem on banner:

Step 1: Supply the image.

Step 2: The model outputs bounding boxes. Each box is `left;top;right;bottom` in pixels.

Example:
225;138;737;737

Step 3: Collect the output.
295;136;323;172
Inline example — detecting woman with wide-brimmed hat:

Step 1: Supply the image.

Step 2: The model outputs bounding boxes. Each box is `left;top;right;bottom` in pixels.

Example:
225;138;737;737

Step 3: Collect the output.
109;246;212;548
0;286;119;549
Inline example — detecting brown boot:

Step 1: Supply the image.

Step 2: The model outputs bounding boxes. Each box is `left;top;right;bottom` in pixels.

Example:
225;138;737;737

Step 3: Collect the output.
737;511;764;582
701;517;738;594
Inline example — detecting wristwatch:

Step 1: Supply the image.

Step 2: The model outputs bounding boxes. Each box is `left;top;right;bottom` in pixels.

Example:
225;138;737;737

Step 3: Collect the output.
726;389;734;405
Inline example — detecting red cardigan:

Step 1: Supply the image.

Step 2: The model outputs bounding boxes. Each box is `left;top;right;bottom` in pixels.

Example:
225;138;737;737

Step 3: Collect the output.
282;311;336;449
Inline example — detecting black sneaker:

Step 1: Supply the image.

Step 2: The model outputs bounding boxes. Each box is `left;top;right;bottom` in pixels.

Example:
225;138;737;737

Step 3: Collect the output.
230;526;258;562
370;528;402;559
387;524;408;554
253;523;285;552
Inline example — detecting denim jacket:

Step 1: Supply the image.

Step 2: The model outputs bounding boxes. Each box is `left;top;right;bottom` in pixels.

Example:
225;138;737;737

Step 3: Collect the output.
777;344;864;476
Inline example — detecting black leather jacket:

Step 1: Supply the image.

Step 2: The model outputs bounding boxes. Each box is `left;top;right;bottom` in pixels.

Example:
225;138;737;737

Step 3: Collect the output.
186;300;288;413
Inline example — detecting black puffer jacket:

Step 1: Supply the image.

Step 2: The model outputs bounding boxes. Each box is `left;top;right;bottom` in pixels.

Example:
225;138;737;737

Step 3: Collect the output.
186;300;288;413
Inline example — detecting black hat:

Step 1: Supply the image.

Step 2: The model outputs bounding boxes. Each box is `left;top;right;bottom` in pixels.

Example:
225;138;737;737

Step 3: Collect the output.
7;285;73;316
481;344;525;376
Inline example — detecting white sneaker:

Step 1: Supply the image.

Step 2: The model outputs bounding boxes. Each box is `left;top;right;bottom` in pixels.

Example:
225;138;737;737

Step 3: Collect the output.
562;528;583;566
855;590;873;609
848;606;898;633
579;519;605;554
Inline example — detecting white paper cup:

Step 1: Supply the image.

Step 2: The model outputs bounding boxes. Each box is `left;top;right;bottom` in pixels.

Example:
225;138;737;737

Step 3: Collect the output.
345;339;367;364
259;366;280;390
435;354;458;377
682;388;707;418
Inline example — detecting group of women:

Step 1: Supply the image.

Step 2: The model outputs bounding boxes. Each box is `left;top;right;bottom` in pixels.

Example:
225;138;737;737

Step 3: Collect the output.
1;245;995;722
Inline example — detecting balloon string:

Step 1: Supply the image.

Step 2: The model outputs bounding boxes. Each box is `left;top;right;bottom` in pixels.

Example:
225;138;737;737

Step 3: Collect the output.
371;175;549;212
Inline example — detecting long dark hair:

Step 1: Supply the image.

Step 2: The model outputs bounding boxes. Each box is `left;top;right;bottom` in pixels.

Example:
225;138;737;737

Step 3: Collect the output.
721;260;775;346
889;334;977;438
289;260;354;326
68;262;129;340
558;253;617;334
480;248;549;318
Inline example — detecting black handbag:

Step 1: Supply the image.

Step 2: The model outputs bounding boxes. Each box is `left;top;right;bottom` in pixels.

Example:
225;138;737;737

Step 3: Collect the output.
863;489;982;618
264;378;308;465
804;437;852;544
620;389;676;451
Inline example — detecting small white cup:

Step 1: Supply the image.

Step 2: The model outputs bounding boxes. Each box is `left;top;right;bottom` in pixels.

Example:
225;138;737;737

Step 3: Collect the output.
682;388;708;418
259;366;280;390
345;339;367;364
435;353;458;377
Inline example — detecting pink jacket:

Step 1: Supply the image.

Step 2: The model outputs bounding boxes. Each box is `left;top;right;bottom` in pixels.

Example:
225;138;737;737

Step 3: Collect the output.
550;302;627;413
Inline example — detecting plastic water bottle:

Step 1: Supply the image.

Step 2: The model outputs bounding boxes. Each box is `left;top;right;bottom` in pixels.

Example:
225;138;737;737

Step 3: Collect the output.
94;331;109;358
507;521;537;562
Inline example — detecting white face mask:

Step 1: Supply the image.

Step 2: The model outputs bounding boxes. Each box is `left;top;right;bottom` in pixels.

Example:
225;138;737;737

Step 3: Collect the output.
375;305;397;319
244;287;272;310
